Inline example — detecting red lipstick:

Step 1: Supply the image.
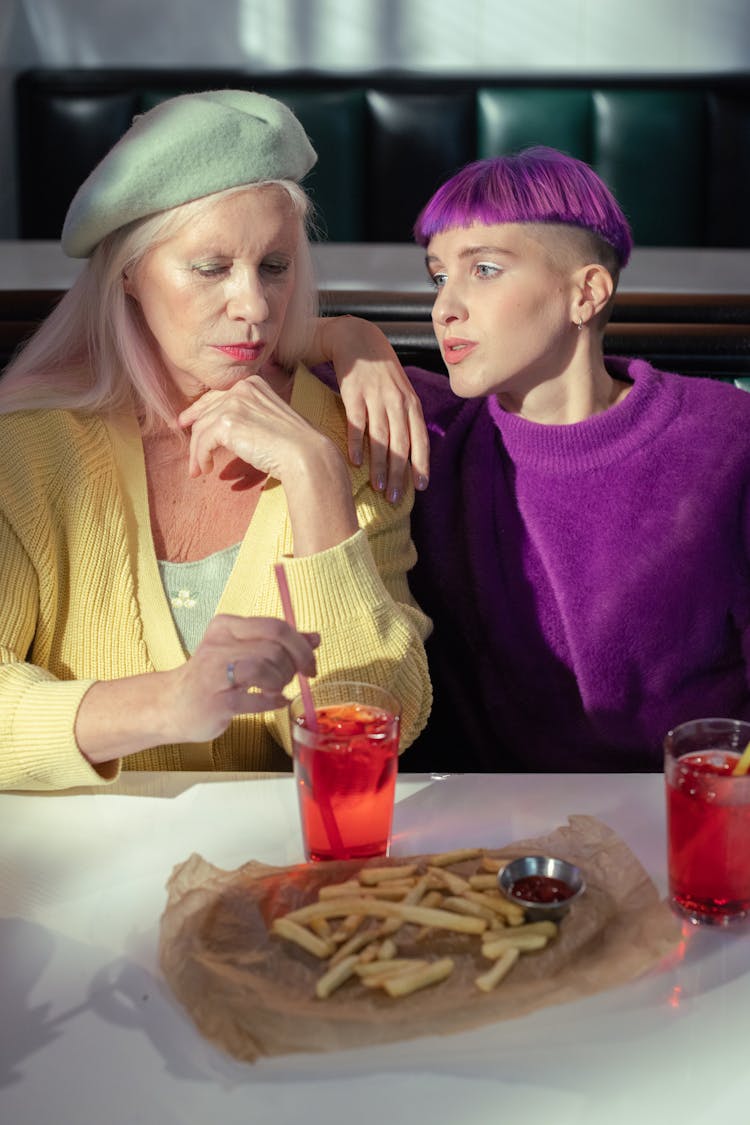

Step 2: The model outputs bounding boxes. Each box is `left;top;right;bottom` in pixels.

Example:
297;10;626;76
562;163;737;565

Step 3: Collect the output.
213;343;266;362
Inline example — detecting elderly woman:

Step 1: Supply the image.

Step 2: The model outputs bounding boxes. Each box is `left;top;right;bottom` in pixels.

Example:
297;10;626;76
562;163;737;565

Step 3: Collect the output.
0;90;431;790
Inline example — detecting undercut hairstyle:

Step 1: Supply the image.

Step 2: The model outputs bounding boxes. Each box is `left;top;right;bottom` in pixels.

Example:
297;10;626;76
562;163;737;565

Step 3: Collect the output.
0;182;318;428
414;147;633;272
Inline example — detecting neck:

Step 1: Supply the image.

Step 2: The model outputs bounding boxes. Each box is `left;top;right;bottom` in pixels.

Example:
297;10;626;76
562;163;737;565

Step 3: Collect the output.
496;341;630;425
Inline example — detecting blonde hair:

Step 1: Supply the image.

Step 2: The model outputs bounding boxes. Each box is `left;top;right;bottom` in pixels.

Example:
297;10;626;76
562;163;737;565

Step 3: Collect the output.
0;181;318;430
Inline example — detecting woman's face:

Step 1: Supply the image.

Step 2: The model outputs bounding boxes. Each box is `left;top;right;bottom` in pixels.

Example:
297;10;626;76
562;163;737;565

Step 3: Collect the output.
426;221;580;403
125;186;299;403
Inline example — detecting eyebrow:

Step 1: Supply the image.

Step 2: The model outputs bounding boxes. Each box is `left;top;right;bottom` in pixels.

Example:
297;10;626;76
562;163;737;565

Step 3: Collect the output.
425;245;518;267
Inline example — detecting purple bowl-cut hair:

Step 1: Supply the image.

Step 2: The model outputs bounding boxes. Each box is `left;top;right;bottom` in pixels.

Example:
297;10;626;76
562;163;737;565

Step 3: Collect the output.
414;147;633;267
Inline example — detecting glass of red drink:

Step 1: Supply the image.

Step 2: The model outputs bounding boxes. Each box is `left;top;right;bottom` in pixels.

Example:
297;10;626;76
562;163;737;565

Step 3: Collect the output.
290;681;401;862
665;718;750;926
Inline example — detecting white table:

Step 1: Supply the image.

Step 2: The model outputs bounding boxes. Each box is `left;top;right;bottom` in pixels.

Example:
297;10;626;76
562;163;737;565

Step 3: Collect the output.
1;771;748;1125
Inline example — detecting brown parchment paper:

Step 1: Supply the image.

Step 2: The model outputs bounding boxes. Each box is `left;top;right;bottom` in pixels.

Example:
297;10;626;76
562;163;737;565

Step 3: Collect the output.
158;815;681;1062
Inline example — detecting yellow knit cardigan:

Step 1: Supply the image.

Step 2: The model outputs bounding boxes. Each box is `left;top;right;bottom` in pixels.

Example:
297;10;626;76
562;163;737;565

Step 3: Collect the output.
0;366;432;790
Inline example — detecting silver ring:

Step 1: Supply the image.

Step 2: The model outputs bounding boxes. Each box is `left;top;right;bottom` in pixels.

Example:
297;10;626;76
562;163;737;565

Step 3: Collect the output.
226;662;237;688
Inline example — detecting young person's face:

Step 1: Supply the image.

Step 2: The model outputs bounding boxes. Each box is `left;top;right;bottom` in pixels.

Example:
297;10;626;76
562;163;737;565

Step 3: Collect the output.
426;222;581;401
125;186;298;403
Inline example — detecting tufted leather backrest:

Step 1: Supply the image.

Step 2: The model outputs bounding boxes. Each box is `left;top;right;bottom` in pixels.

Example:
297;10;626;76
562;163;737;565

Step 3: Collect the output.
15;68;750;245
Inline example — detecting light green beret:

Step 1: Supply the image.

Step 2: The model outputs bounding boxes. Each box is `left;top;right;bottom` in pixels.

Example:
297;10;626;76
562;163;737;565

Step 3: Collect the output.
61;89;318;258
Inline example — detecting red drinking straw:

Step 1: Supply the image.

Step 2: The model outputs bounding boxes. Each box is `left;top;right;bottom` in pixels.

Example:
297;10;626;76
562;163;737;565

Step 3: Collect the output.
274;562;318;731
274;562;346;859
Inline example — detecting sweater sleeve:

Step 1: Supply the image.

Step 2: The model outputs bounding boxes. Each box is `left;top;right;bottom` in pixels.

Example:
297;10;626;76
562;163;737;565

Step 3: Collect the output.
263;504;433;757
0;510;119;790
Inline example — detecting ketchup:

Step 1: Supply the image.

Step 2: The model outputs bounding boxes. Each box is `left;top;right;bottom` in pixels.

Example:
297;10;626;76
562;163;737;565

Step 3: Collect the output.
510;874;574;904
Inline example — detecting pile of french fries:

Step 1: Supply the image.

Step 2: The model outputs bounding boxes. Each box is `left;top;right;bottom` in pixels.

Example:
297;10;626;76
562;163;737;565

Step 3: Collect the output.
271;848;560;1000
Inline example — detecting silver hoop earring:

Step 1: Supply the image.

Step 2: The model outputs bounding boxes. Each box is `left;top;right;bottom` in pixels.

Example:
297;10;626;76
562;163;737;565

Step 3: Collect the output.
576;317;584;331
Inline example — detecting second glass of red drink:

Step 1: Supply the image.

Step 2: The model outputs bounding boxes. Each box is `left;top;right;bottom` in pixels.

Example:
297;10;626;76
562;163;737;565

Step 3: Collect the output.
665;717;750;926
290;681;401;862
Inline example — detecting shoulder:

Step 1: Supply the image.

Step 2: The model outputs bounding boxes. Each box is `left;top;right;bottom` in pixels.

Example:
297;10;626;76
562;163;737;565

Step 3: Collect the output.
610;356;750;437
613;356;750;407
0;409;114;499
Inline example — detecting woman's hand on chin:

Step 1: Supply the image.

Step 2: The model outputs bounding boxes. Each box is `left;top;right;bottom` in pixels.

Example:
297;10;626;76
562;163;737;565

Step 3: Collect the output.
177;375;327;483
176;375;358;555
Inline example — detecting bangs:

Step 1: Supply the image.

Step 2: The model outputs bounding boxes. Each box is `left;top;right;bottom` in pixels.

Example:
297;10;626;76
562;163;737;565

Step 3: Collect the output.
414;148;632;267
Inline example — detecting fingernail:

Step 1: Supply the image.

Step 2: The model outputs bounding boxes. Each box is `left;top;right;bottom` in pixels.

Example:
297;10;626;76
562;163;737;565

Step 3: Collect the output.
375;473;386;492
351;450;363;466
388;487;401;504
416;475;429;491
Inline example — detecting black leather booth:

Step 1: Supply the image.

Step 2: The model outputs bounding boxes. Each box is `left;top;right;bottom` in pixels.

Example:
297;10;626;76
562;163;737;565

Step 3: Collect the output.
15;68;750;246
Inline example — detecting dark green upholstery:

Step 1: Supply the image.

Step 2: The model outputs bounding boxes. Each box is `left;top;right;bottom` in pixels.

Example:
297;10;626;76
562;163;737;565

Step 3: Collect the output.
15;69;750;246
477;88;593;160
478;88;709;245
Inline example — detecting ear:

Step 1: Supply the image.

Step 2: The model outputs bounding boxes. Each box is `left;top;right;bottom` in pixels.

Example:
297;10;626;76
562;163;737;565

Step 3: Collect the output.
122;270;135;298
571;263;614;327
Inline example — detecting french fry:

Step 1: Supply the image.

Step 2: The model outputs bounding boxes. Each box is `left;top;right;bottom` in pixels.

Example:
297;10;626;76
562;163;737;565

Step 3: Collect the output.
359;864;418;885
318;880;362;899
506;920;559;939
316;954;359;999
402;875;431;904
377;874;434;937
426;848;482;867
308;917;332;940
320;880;415;901
475;946;519;992
330;914;363;943
357;942;381;963
285;896;488;935
481;920;557;957
377;938;398;960
480;856;507;873
271;917;335;959
355;883;421;900
382;957;455;997
412;889;446;941
360;962;432;988
329;925;383;965
468;873;501;890
354;959;425;978
461;889;525;925
426;866;471;894
441;895;500;924
482;932;549;957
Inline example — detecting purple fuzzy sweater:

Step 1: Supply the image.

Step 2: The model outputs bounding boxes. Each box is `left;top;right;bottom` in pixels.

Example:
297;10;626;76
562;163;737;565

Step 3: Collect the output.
404;358;750;772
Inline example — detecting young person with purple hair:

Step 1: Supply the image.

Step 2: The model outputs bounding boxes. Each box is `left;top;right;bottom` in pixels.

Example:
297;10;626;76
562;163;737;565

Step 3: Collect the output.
391;146;750;772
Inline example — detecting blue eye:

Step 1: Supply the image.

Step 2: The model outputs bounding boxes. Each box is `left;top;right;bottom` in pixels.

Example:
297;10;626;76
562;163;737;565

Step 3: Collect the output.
475;262;501;278
429;272;447;290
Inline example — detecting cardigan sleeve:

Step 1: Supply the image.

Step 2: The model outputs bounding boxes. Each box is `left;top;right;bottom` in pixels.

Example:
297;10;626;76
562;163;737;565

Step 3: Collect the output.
0;510;119;790
262;502;433;757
